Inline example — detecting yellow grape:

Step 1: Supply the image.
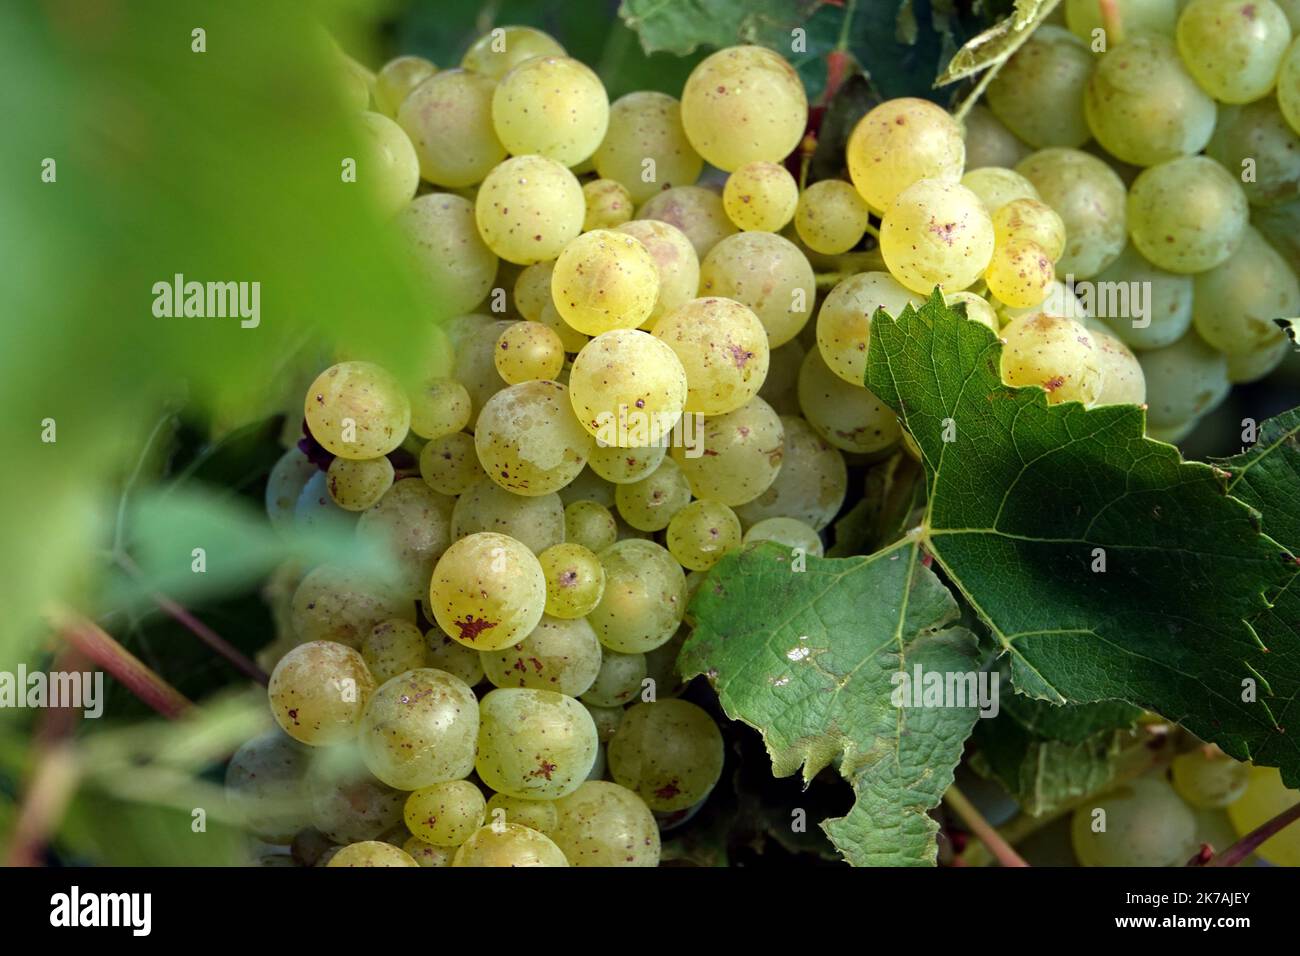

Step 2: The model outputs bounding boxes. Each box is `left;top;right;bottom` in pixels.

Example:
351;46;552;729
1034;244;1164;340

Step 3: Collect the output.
698;231;815;347
846;97;965;212
450;477;565;554
1137;332;1231;428
734;415;847;531
492;56;610;165
453;823;569;866
796;347;901;454
742;516;824;557
552;781;660;867
962;105;1032;171
461;25;566;80
475;154;585;265
986;26;1092;149
946;291;1000;333
1227;767;1300;866
1177;0;1292;104
582;178;634;231
419;431;484;496
485;794;559;834
587;442;666;484
304;361;411;460
985;239;1055;309
481;613;602;697
815;272;921;386
794;179;871;255
360;619;429;685
614;219;700;329
355;478;452;599
328;841;418;867
999;312;1104;405
475;379;593;497
564;499;619;552
538;301;590;353
429;532;547;651
991;199;1066;262
476;688;599;799
1066;0;1177;41
403;779;486;847
568;329;688;445
666;499;742;571
588;540;686;653
671;396;784;506
401;192;499;315
1091;326;1148;406
1192;227;1299;355
409;378;471;441
581;649;646;707
1127;157;1248;274
290;565;415;648
356;112;420;218
397;69;505;188
494;321;566;384
1171;749;1251;809
357;667;480;790
960;166;1040;214
268;641;376;746
614;457;692;532
608;699;724;812
326;455;394;511
552;229;660;335
373;55;436;118
880;179;995;296
722;161;799;232
594;91;703;203
424;629;486;687
513;261;554;322
653;296;770;415
637;185;737;259
403;836;453;866
538;543;607;619
1017;148;1129;278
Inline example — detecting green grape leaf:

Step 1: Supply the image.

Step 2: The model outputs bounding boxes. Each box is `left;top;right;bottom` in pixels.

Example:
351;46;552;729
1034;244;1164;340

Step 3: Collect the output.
934;0;1057;86
865;293;1300;786
828;450;926;557
618;0;818;56
682;541;982;866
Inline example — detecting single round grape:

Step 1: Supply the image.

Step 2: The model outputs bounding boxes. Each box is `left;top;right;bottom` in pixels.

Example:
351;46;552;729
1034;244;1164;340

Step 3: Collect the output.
960;167;1041;215
453;823;570;866
409;378;472;441
474;380;593;496
594;91;703;204
357;667;479;789
846;97;965;212
880;180;995;295
666;499;742;571
672;396;784;506
680;45;808;171
1172;749;1251;809
653;297;770;415
266;446;317;533
404;779;486;846
587;442;666;484
1088;243;1193;350
614;219;700;329
475;155;585;265
723;161;799;232
513;261;555;324
742;516;824;556
401;192;498;316
328;841;418;867
1127;156;1248;274
797;347;901;453
962;105;1033;171
999;312;1104;405
569;329;688;444
373;55;437;118
1066;0;1177;41
816;272;922;386
305;361;411;460
269;641;376;746
614;457;692;532
552;781;660;867
493;321;565;384
699;232;815;347
403;836;454;866
986;239;1055;309
291;565;415;648
608;699;724;812
1090;327;1148;406
584;704;626;743
1071;777;1197;866
424;629;485;687
564;500;618;553
419;431;483;496
581;650;646;708
538;300;590;354
326;455;394;512
355;111;420;218
361;619;429;685
794;179;870;255
1208;99;1300;208
481;613;603;697
356;478;452;599
1279;37;1300;135
538;543;606;619
991;199;1066;262
429;532;547;651
449;317;513;428
1084;33;1217;168
947;291;1001;333
734;416;847;530
307;747;404;845
1017;148;1128;279
552;229;660;335
1192;226;1299;355
1138;332;1231;427
492;56;609;165
1178;0;1292;104
485;793;558;833
225;730;313;844
638;185;738;259
582;179;634;231
476;688;599;799
987;26;1092;149
589;539;686;653
450;477;564;553
1227;766;1300;866
461;25;566;79
397;69;505;188
1227;337;1291;383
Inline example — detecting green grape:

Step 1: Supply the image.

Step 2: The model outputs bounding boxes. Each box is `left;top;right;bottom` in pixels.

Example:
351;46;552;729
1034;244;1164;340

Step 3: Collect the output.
552;229;660;335
758;339;806;415
453;823;570;866
1227;337;1292;383
797;347;901;453
290;565;415;648
880;180;995;296
614;457;692;531
552;781;660;867
846;97;965;212
742;516;823;556
475;155;585;265
653;297;770;415
580;649;646;708
1193;227;1299;355
1017;148;1128;278
538;300;591;353
594;91;703;204
481;613;603;697
269;641;376;746
403;836;454;866
1000;312;1104;405
485;793;559;833
476;688;599;798
699;232;815;347
1227;767;1300;866
723;161;799;232
987;26;1092;149
638;185;738;260
328;841;418;867
425;629;486;687
401;193;498;314
1065;0;1177;42
1070;777;1198;866
587;442;666;484
947;291;1000;333
361;619;429;685
449;317;512;428
357;667;479;789
1280;38;1300;135
373;55;437;118
589;540;687;653
419;431;483;496
585;704;627;743
666;499;742;571
794;179;870;255
1091;327;1148;405
356;479;452;599
307;750;404;845
608;699;724;812
1127;157;1248;274
397;69;505;188
734;416;847;530
1088;243;1193;349
333;50;373;111
326;455;394;512
450;477;564;553
991;199;1066;262
985;240;1055;309
1208;100;1300;208
564;499;618;552
404;779;486;846
1178;0;1292;104
672;397;784;506
429;532;547;651
1084;33;1216;168
305;361;411;460
558;468;616;507
569;329;688;444
538;543;606;619
512;261;554;322
1146;418;1199;443
1137;332;1230;428
816;272;922;386
582;179;634;231
960;167;1041;215
356;111;420;218
1171;749;1251;809
461;25;566;80
962;105;1033;172
266;446;319;533
614;220;701;329
225;730;313;844
680;45;808;172
492;56;608;165
409;378;471;441
474;380;593;496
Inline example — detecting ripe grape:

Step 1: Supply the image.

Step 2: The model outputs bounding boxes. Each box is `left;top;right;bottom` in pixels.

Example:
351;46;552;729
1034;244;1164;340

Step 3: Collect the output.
1065;0;1177;41
397;69;505;187
1088;243;1193;349
743;516;824;557
552;229;660;335
987;26;1092;149
409;378;471;441
324;455;393;512
1192;227;1299;355
1137;332;1230;428
419;431;483;496
1017;148;1128;278
475;154;585;265
1279;37;1300;135
224;730;313;844
1171;749;1251;808
653;297;770;415
992;199;1066;262
960;167;1041;215
429;532;547;651
795;179;871;255
481;613;603;696
846;97;965;212
614;219;700;329
985;239;1055;309
564;499;618;552
538;300;590;353
666;499;742;571
947;291;1000;333
474;380;593;496
638;185;737;259
699;232;815;347
450;477;564;553
1127;156;1248;273
797;347;902;454
587;442;666;484
538;543;606;619
1070;777;1197;866
1227;338;1292;383
449;317;513;427
356;112;420;217
403;837;453;866
608;699;724;812
290;565;415;648
722;161;799;232
513;261;554;322
485;793;559;833
373;55;436;118
581;649;647;707
493;322;565;385
568;329;688;444
582;178;634;231
357;667;479;789
1090;326;1148;405
614;457;692;531
552;781;660;867
1227;766;1300;866
424;629;485;687
962;105;1032;171
1207;100;1300;207
361;619;429;684
307;752;404;847
356;478;452;599
558;468;616;507
589;539;686;653
269;641;376;746
461;25;565;80
671;396;785;506
1177;0;1292;104
880;179;995;295
584;704;626;743
453;823;570;866
404;779;486;846
999;312;1104;405
816;272;922;386
304;361;411;460
266;446;318;533
679;45;808;171
593;91;703;203
492;56;609;165
476;688;599;799
328;841;418;867
734;416;847;531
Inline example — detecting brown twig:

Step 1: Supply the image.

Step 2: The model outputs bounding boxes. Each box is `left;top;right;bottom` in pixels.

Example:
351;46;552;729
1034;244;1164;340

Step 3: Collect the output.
54;610;192;719
944;784;1030;867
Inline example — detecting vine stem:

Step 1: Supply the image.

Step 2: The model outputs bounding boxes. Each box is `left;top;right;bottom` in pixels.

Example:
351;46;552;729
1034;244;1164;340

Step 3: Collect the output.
54;610;193;719
1098;0;1124;46
944;785;1030;867
4;744;79;867
1205;800;1300;867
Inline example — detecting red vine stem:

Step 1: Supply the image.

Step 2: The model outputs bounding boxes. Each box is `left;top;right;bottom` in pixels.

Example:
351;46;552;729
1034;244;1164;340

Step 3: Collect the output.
4;744;79;867
944;785;1031;867
1205;800;1300;867
54;610;193;719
